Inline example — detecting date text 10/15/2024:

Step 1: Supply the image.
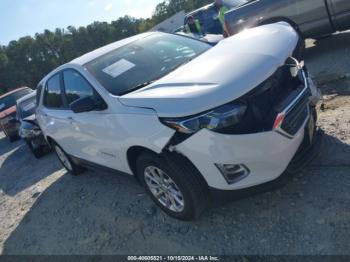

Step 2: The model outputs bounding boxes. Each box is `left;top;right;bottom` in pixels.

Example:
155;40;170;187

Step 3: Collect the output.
127;256;220;261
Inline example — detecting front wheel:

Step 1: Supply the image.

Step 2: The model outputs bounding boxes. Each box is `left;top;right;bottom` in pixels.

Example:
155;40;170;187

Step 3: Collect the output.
52;142;84;175
136;152;209;220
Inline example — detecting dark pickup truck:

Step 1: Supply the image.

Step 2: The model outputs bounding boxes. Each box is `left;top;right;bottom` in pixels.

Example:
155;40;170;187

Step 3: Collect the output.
224;0;350;38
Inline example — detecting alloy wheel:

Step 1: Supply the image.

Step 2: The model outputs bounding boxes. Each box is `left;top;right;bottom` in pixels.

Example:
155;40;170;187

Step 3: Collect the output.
144;166;185;213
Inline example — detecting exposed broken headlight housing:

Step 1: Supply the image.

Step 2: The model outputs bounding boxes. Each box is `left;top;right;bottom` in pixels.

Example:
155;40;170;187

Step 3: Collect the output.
161;102;247;134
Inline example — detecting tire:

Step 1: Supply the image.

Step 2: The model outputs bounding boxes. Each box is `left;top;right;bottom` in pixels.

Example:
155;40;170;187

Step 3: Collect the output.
5;129;19;143
25;139;45;159
2;128;13;140
311;106;318;124
8;135;16;143
136;152;209;221
51;141;84;175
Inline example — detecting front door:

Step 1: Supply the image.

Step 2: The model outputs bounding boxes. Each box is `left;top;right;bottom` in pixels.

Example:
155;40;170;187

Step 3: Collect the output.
60;69;124;171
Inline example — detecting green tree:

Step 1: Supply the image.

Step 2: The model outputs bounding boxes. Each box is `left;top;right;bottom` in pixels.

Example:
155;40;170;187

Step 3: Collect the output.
0;0;214;94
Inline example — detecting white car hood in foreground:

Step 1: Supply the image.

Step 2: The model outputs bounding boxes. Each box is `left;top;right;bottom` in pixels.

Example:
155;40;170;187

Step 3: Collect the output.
119;22;299;118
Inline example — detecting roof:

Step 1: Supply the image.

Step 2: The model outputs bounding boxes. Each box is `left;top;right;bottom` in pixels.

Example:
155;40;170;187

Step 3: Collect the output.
70;32;155;66
16;90;36;105
0;87;31;100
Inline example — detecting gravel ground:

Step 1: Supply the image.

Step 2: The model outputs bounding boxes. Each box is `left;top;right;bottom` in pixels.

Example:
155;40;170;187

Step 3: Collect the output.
0;32;349;255
305;30;350;79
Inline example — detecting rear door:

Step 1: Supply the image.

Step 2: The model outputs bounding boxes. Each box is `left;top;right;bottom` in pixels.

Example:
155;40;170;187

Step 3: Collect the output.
327;0;350;31
39;73;74;152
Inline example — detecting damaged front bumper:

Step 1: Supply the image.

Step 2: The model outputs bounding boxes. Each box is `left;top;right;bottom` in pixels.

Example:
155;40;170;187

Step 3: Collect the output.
171;75;320;191
174;126;306;191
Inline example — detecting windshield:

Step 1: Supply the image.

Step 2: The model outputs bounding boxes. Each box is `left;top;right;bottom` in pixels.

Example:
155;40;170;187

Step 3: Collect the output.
0;89;32;111
18;96;36;119
85;33;211;96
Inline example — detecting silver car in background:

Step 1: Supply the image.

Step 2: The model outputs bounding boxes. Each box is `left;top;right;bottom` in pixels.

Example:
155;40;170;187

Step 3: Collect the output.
224;0;350;38
17;92;50;158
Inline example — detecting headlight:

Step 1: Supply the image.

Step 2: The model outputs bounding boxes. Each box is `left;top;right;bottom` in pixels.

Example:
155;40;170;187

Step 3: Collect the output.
161;102;247;134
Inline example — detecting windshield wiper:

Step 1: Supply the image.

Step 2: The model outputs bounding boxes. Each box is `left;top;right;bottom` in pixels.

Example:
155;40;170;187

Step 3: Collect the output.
119;80;156;96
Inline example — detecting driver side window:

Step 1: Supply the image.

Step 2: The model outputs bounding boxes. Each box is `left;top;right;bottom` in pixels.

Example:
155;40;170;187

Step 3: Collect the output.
62;69;107;110
63;70;95;105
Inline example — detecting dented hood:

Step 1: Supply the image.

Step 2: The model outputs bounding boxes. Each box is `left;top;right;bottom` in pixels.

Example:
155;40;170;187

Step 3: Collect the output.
119;22;299;118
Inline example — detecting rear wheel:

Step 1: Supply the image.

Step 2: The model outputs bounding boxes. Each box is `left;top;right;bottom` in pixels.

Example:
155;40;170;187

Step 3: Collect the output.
136;152;209;220
52;141;84;175
3;128;9;138
4;129;17;143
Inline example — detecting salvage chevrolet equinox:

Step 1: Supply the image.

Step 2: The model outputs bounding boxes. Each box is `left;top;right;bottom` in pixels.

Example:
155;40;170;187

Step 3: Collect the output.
36;22;321;220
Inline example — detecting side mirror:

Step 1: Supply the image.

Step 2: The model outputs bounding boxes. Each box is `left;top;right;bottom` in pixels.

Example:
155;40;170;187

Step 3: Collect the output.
70;97;96;113
0;103;5;111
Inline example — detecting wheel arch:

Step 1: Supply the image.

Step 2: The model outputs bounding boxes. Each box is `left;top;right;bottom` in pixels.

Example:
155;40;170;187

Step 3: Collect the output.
126;146;158;179
126;145;209;188
45;135;54;147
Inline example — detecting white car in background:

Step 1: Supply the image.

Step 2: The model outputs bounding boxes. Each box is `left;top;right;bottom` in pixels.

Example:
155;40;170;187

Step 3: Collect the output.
36;22;320;220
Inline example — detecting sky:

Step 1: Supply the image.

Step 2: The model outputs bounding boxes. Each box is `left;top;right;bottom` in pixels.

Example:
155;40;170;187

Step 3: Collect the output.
0;0;161;45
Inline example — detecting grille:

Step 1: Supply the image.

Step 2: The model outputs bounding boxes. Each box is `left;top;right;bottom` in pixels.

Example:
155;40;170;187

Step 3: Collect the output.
216;62;309;135
280;89;310;136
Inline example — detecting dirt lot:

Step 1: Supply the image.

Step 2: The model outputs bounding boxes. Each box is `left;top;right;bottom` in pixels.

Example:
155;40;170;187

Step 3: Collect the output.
0;32;349;255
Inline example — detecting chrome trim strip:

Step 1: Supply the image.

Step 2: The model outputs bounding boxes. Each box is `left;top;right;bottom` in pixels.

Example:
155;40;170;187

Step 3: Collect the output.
282;71;309;115
274;70;310;139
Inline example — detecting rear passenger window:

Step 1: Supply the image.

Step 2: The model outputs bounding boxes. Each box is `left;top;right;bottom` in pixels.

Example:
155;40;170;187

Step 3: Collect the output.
44;74;64;109
63;70;94;105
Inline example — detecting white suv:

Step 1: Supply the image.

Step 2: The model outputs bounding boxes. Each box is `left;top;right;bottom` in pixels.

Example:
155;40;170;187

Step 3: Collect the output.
36;23;320;220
